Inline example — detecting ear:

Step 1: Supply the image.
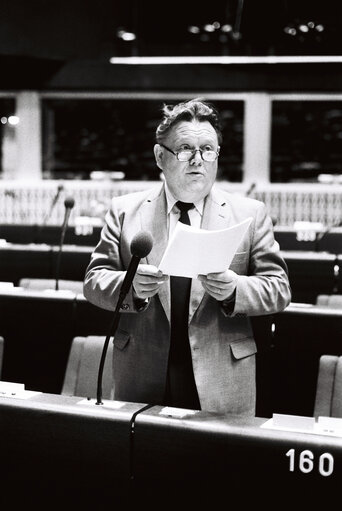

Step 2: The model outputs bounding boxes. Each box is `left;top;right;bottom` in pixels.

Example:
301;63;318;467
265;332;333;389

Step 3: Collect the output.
154;143;164;171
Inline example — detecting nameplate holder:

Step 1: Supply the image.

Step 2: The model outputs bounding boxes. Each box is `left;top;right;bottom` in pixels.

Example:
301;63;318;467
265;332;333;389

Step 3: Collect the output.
159;406;198;418
272;413;316;431
317;416;342;436
261;413;315;433
0;381;41;399
77;398;126;410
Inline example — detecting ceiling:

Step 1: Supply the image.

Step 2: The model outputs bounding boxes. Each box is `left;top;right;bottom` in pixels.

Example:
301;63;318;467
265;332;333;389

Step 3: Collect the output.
0;0;341;89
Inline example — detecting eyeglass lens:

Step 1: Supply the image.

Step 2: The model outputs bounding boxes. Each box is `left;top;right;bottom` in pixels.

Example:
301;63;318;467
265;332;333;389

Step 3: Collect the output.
178;150;217;162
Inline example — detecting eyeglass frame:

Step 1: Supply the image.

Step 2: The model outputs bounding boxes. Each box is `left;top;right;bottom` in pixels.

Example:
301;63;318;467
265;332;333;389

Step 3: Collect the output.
159;143;220;162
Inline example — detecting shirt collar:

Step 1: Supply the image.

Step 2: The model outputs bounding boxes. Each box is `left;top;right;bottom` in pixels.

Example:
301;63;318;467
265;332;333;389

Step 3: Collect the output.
164;182;205;216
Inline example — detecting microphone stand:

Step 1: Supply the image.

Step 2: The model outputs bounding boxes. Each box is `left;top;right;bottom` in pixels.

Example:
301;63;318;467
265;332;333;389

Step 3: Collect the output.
35;185;64;243
96;288;127;405
95;230;153;405
55;204;73;291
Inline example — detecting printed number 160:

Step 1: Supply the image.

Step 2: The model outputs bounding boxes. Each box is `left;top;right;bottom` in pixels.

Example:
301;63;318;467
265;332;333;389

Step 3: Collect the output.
286;449;334;476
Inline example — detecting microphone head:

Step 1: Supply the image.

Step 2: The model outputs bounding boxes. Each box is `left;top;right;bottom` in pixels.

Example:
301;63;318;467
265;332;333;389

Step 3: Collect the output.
130;231;153;258
64;197;75;209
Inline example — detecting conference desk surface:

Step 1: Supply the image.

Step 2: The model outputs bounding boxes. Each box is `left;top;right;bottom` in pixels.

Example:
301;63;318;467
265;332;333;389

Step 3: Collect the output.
0;392;341;507
2;242;342;303
0;241;92;284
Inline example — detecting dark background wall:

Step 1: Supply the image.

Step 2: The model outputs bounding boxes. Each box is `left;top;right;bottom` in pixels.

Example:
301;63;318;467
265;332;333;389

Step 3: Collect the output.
1;0;342;91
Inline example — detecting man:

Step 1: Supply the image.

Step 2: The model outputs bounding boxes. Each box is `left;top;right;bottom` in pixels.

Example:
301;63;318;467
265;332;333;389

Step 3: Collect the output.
83;98;291;415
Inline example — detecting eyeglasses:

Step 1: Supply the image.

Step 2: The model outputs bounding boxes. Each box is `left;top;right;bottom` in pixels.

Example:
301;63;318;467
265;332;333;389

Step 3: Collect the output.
160;144;220;162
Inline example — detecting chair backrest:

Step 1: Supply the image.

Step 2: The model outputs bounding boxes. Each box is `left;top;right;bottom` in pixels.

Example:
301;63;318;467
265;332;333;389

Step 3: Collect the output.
62;336;114;400
314;355;342;418
316;294;342;308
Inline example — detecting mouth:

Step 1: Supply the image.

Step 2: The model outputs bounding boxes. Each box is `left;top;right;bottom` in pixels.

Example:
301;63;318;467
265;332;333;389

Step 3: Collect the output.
187;170;204;176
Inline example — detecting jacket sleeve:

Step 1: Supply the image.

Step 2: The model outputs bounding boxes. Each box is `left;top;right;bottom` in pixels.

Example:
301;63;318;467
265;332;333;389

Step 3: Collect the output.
83;200;146;313
227;202;291;317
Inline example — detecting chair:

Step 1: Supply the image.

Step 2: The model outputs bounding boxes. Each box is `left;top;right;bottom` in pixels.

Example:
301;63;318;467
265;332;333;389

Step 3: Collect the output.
316;294;342;308
313;355;342;418
61;336;114;400
19;278;84;294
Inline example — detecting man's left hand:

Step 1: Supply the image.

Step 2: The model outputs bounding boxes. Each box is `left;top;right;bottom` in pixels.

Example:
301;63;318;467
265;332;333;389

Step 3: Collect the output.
198;270;238;301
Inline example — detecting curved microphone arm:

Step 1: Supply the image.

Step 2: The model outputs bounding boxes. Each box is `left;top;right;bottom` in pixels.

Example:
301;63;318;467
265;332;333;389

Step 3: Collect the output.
55;198;75;291
96;231;153;405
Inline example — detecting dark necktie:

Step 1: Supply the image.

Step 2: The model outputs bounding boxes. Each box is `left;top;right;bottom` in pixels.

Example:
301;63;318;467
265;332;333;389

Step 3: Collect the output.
170;201;193;338
165;201;200;409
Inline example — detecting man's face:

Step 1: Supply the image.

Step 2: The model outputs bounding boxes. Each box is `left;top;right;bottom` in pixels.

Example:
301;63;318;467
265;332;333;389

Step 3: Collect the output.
154;120;219;203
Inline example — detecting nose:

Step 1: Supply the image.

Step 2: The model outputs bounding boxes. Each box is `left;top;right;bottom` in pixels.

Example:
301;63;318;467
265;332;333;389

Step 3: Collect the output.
190;149;203;166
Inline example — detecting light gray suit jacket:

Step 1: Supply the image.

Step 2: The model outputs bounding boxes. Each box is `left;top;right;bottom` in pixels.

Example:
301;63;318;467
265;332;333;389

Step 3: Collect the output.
83;183;291;415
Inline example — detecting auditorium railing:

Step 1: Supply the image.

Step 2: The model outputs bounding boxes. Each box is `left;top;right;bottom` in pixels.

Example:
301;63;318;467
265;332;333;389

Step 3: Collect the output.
1;180;342;227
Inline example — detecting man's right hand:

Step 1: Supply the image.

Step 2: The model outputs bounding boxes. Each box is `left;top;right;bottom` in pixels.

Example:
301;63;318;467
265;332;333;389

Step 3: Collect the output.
133;264;169;299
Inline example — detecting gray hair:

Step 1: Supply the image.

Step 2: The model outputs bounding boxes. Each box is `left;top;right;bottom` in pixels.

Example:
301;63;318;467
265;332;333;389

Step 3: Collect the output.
155;98;222;144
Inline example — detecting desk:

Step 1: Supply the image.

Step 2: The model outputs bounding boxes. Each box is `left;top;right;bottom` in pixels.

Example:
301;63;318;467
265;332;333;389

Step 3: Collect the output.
0;223;101;246
0;394;144;508
281;250;340;302
272;303;342;417
0;393;341;508
275;226;342;253
0;243;92;285
133;406;342;505
0;288;76;393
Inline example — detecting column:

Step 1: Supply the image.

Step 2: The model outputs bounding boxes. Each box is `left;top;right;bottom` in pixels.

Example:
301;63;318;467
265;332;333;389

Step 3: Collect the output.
15;91;42;179
243;93;272;184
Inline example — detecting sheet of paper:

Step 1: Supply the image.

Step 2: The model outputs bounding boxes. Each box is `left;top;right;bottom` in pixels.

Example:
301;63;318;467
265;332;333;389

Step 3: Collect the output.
158;217;252;278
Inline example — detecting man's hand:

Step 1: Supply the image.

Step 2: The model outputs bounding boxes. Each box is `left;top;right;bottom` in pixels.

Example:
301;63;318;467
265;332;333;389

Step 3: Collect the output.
198;270;238;301
133;264;169;299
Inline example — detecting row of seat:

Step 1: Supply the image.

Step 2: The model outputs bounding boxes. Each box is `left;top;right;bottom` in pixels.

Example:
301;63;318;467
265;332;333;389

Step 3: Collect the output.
1;333;341;419
0;334;114;399
1;288;342;417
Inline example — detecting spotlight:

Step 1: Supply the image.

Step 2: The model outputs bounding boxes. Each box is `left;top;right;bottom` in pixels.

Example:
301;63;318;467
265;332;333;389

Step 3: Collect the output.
117;29;136;41
221;24;232;33
188;25;200;34
203;24;215;33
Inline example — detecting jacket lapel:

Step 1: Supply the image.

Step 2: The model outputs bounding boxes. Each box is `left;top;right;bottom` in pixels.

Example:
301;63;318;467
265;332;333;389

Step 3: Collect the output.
140;185;171;322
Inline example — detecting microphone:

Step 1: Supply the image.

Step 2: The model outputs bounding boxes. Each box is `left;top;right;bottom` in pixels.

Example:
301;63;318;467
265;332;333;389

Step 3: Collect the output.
35;185;65;243
245;182;256;197
119;231;154;299
43;184;64;225
96;230;153;405
55;197;75;291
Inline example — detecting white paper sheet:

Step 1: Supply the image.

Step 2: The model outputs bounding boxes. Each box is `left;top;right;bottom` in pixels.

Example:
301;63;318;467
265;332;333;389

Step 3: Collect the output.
158;217;252;278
